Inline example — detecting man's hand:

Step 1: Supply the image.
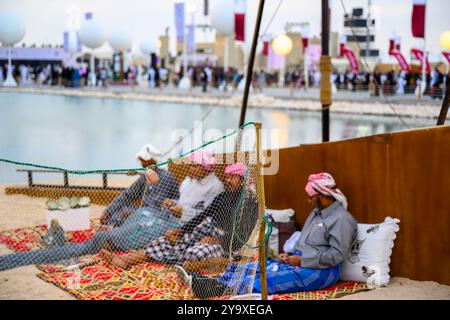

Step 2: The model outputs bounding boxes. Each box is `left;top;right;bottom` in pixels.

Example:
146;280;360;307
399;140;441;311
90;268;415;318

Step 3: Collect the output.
96;224;113;232
145;169;160;185
199;236;219;245
169;206;183;218
161;198;177;209
165;228;183;244
285;255;301;267
100;210;110;225
278;252;290;263
121;209;133;221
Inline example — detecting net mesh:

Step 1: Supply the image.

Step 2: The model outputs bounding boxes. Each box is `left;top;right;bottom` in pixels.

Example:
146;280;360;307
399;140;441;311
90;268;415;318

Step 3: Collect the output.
0;122;269;300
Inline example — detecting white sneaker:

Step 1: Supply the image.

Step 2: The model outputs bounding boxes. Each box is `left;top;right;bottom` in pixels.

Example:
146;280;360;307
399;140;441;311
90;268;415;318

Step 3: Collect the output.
175;265;192;289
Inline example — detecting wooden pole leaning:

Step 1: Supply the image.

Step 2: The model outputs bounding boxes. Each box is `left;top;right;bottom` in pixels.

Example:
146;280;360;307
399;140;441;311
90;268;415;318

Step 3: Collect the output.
255;122;268;300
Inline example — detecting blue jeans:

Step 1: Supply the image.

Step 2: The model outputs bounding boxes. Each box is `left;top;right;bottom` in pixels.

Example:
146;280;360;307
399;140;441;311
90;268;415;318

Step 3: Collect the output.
0;208;180;271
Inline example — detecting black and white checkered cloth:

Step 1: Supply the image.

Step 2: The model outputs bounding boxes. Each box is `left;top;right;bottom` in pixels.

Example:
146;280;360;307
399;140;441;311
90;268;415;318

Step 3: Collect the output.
145;217;225;265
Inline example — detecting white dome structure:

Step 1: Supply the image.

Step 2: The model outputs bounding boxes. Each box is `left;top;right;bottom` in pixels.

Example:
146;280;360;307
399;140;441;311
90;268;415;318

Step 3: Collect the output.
0;12;26;87
210;0;234;35
79;20;106;49
0;12;26;46
108;26;132;52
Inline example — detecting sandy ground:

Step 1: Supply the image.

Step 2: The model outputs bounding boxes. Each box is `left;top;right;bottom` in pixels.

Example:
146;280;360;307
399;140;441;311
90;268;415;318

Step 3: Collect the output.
0;186;449;300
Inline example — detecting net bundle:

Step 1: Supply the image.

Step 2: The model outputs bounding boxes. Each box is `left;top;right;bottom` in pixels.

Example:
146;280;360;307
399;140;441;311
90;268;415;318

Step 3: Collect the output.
0;122;269;300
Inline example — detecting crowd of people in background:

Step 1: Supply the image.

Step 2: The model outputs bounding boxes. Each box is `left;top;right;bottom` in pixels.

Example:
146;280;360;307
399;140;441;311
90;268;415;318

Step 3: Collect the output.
1;60;448;100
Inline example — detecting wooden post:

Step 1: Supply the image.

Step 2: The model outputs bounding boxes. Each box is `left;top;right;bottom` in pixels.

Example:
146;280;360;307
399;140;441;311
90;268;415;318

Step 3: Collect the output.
437;82;449;126
255;122;268;300
320;0;331;142
102;173;108;189
27;171;33;188
63;171;69;187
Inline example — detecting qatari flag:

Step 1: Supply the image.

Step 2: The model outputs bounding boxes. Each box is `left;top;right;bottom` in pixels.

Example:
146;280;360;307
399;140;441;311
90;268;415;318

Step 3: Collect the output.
302;27;310;53
388;39;395;54
443;51;450;64
234;0;246;41
390;50;410;73
411;0;426;38
395;36;401;51
262;34;271;56
338;35;346;57
342;47;360;73
411;48;430;73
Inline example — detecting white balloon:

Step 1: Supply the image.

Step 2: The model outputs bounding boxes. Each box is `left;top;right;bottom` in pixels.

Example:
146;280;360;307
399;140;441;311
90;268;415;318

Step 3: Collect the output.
108;26;132;52
79;20;106;49
140;39;156;55
210;0;234;35
0;12;26;46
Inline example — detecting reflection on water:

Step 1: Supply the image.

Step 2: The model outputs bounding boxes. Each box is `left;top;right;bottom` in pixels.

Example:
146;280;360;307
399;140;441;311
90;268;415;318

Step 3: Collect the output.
0;92;435;174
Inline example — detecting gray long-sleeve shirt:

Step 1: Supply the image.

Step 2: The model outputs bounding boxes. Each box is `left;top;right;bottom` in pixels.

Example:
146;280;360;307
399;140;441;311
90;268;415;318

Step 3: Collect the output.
106;167;180;217
298;201;357;269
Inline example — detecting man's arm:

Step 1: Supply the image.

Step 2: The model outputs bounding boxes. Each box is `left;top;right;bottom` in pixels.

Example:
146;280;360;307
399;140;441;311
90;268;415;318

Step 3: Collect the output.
152;173;180;208
105;175;146;215
301;216;356;269
179;193;224;234
317;216;356;267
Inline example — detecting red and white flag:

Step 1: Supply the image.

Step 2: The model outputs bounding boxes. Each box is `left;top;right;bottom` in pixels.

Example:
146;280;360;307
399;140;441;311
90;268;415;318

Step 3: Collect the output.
342;48;360;73
411;0;426;38
339;35;346;58
301;27;310;53
234;0;246;42
390;50;410;72
262;34;271;56
389;39;395;54
411;48;430;73
394;36;401;51
442;51;450;64
339;36;359;72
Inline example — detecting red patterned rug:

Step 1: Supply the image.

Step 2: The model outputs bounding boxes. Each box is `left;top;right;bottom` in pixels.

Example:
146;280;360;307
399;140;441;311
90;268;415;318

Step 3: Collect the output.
0;224;370;300
0;224;96;252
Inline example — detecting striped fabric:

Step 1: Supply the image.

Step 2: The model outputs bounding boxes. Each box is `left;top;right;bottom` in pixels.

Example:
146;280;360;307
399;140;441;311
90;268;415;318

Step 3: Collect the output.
219;258;342;295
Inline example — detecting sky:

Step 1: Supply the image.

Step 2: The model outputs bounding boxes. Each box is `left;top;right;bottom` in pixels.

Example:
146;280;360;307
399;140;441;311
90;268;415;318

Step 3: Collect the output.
0;0;449;60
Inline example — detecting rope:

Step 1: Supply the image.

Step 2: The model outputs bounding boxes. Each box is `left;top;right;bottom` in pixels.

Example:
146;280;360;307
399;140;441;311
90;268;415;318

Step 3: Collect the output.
230;164;272;250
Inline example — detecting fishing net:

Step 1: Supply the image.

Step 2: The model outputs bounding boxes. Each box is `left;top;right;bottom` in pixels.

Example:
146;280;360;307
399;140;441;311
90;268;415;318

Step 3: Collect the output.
0;122;270;299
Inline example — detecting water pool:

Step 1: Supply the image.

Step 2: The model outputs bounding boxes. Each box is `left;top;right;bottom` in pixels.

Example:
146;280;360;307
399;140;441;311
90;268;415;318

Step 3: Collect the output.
0;91;434;173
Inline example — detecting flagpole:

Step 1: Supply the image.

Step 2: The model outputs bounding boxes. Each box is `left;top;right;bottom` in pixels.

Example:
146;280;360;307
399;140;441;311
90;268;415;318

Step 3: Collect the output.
421;3;427;98
320;0;331;142
238;0;266;127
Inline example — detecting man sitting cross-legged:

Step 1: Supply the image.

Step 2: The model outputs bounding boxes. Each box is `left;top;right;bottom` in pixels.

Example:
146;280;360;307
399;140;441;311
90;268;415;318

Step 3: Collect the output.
176;172;358;298
100;163;259;270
